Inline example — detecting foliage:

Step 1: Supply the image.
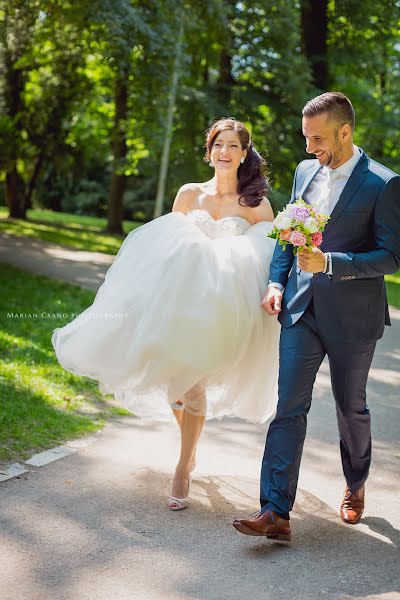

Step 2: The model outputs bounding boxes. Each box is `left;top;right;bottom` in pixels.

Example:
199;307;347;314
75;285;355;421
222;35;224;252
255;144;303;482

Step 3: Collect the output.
0;1;399;220
329;0;400;170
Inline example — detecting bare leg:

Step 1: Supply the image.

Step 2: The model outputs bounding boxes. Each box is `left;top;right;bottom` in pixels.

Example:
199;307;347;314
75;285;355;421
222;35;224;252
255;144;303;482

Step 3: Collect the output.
170;384;206;500
171;409;205;499
171;400;196;472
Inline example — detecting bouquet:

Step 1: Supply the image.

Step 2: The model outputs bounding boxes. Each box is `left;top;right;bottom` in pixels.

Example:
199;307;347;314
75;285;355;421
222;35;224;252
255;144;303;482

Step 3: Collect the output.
268;198;329;255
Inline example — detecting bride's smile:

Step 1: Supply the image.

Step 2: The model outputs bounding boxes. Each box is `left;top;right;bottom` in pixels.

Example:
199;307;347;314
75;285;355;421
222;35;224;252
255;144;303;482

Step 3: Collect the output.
210;129;247;171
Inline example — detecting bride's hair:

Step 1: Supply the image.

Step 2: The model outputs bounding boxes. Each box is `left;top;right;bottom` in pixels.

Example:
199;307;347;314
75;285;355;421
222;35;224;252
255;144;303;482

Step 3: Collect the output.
204;117;270;208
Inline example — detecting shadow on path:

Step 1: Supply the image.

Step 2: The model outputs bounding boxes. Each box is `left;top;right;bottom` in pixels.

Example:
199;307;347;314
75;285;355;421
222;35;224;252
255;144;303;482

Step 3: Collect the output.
1;447;399;600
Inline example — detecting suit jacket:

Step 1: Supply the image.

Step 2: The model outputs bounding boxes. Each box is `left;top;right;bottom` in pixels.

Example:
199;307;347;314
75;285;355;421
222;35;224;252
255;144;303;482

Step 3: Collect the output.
269;150;400;342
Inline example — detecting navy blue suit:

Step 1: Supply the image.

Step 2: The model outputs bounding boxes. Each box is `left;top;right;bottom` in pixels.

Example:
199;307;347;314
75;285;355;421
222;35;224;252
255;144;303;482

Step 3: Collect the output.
260;150;400;519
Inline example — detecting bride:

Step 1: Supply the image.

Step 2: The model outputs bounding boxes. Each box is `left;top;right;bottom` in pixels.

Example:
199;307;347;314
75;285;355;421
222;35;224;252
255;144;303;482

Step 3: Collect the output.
52;117;280;510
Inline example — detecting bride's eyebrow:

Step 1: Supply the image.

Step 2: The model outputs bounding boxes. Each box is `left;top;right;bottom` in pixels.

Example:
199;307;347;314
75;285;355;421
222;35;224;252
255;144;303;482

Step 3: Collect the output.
214;137;239;143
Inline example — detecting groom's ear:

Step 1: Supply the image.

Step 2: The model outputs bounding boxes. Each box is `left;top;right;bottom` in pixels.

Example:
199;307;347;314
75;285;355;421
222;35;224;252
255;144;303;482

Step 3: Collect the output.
340;123;352;142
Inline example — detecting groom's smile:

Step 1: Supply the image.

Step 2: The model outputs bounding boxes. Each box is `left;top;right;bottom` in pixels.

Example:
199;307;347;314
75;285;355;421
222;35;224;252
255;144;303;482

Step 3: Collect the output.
314;150;330;165
302;112;354;169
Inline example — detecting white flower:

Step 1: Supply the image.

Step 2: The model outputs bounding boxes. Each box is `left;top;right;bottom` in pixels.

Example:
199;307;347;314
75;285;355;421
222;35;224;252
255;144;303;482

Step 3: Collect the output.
274;211;292;230
303;217;318;234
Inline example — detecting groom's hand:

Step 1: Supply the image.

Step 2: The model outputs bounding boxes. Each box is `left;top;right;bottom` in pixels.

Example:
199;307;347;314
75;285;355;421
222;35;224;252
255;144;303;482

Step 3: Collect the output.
261;286;282;315
298;248;325;273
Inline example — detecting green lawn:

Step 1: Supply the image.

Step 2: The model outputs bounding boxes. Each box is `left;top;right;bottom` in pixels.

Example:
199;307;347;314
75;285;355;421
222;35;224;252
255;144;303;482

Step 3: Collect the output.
0;263;132;462
0;207;140;255
385;272;400;309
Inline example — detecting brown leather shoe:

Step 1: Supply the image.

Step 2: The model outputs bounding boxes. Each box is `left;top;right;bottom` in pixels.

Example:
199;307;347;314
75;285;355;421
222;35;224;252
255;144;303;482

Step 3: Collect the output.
233;509;291;541
340;485;365;524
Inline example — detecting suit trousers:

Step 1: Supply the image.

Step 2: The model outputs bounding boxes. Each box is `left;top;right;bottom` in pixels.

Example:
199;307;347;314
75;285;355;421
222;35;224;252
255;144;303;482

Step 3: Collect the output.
260;300;376;519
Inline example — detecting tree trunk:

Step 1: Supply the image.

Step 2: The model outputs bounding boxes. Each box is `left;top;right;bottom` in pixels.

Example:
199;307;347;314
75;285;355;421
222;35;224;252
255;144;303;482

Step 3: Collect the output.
24;152;44;210
301;0;329;91
215;0;235;112
6;165;26;218
216;49;234;110
106;74;128;234
4;50;26;218
153;18;184;219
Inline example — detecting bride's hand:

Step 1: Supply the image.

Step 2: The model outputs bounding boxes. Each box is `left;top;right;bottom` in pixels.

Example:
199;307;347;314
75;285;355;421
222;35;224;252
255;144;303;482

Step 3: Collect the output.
261;286;282;315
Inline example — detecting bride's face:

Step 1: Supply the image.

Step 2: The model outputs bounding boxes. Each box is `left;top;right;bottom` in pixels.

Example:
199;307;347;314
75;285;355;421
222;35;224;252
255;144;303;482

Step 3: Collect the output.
210;130;247;172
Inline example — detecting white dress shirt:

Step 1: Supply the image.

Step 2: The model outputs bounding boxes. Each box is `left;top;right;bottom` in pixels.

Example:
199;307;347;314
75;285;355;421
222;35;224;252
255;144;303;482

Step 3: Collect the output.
269;146;362;289
305;146;361;216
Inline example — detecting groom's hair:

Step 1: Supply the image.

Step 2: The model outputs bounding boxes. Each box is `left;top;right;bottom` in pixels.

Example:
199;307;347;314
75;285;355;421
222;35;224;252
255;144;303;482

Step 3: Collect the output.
302;92;355;131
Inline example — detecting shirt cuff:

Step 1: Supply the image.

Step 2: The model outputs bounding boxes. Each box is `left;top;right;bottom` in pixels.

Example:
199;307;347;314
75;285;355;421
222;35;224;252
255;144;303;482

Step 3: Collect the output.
326;252;333;276
268;282;284;291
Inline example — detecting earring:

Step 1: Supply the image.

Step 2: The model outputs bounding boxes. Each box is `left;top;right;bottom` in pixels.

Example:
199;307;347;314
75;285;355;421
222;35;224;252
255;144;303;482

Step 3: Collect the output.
240;157;245;164
209;160;213;167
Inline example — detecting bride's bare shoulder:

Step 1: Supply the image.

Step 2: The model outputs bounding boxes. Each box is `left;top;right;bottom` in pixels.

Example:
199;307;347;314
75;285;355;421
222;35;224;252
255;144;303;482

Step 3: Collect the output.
250;197;274;223
172;183;204;213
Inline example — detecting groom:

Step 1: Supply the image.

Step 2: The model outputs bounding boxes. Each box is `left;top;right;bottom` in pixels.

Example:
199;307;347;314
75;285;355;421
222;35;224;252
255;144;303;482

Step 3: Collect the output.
233;91;400;541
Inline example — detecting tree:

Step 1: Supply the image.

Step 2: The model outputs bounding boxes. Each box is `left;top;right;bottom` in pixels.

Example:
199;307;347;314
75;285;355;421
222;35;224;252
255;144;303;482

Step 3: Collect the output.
328;0;400;168
153;17;184;218
0;1;93;217
2;1;397;224
23;4;90;210
86;0;156;233
301;0;329;91
0;1;37;217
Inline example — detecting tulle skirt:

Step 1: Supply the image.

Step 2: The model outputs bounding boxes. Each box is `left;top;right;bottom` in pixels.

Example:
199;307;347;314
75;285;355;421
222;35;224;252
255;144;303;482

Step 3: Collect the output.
52;212;280;423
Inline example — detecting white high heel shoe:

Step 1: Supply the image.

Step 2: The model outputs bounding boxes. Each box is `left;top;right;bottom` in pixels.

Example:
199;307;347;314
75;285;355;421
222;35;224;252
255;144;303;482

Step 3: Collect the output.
168;476;191;511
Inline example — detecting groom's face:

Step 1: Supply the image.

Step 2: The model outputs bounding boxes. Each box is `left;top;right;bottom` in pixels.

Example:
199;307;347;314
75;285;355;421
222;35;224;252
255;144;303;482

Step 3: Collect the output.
302;113;346;169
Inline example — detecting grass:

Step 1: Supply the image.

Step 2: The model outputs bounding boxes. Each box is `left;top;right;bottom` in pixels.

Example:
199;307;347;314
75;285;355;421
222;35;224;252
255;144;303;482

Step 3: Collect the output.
385;272;400;309
0;263;132;462
0;207;140;255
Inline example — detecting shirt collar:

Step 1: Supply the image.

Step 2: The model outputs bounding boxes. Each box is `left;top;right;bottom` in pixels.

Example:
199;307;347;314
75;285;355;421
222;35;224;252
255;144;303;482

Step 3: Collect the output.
324;146;361;179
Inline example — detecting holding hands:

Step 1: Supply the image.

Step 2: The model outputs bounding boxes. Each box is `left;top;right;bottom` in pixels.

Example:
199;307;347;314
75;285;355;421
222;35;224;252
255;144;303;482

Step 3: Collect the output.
261;286;282;315
262;248;326;315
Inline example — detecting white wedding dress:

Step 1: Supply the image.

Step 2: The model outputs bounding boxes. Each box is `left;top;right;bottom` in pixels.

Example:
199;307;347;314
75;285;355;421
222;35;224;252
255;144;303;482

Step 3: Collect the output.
52;209;280;423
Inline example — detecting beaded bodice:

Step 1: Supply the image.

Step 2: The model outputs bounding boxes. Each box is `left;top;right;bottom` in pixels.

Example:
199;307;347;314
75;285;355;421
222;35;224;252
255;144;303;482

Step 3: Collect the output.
186;209;251;239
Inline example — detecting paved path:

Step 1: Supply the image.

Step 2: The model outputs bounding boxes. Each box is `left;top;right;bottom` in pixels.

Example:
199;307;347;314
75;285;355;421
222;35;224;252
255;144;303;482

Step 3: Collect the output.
1;232;399;600
0;231;113;290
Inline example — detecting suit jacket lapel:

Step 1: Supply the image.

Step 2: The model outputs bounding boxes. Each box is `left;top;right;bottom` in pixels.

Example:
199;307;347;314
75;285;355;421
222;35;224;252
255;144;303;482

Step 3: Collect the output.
326;151;369;229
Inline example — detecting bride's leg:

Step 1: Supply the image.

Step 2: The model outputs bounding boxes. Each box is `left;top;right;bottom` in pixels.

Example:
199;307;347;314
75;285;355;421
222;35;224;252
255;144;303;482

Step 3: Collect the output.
171;410;205;499
170;384;206;500
171;400;196;472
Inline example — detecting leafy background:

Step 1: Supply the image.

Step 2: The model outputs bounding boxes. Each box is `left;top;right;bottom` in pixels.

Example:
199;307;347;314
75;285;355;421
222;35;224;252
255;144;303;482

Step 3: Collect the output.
1;0;399;227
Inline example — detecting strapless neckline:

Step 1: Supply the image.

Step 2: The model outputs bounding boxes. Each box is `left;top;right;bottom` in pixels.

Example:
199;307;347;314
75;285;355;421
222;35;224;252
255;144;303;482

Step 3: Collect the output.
185;209;252;239
186;209;252;227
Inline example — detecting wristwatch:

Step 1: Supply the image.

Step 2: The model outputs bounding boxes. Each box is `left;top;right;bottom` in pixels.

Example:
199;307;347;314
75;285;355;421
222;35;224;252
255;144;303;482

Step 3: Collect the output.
323;252;331;274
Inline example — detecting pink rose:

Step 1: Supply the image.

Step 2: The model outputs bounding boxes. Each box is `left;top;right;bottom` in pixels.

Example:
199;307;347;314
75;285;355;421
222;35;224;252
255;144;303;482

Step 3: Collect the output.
289;231;307;246
279;228;293;241
311;231;323;247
